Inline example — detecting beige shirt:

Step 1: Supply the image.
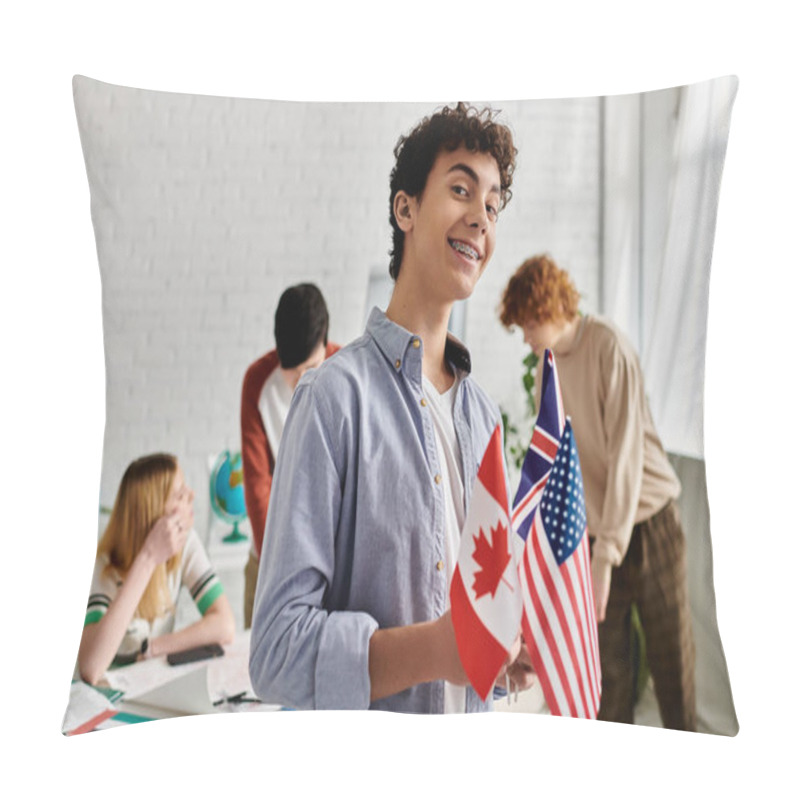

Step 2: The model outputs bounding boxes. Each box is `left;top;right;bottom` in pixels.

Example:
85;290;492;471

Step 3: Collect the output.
539;315;681;567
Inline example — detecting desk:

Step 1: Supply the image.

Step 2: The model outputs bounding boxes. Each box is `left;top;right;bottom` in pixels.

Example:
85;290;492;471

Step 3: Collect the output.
64;629;545;733
64;630;282;734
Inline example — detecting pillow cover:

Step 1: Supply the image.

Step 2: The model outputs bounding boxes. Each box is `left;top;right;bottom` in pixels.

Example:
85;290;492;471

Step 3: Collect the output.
66;75;738;733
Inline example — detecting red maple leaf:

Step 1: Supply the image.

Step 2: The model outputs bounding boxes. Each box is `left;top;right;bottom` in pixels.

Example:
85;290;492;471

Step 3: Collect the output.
471;521;512;599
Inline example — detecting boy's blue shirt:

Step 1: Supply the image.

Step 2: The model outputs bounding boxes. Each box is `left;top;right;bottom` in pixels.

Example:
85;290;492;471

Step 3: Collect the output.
249;307;505;712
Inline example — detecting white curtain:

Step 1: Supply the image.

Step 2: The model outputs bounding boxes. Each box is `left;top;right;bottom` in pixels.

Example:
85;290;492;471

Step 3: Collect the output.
640;77;738;459
601;78;740;734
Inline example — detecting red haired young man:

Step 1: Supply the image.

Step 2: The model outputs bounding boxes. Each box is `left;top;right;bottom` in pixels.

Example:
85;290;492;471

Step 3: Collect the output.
500;254;696;730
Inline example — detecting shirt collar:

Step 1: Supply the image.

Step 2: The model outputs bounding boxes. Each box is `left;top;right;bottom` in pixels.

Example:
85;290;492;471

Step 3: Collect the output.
366;306;472;378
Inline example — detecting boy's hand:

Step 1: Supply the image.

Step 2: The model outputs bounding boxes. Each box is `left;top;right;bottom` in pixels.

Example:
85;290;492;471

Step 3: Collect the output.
496;634;536;694
590;555;612;623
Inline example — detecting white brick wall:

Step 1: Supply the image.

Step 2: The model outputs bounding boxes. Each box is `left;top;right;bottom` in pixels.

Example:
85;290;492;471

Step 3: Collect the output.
75;78;601;533
465;98;601;477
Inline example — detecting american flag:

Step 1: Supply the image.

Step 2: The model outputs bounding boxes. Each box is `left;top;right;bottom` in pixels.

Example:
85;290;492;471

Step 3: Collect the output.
512;350;601;718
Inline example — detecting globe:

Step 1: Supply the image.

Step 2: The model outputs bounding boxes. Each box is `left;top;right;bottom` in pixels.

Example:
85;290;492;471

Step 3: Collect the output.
209;450;248;543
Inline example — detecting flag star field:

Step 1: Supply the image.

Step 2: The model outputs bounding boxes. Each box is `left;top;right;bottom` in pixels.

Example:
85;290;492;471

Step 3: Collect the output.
540;425;586;565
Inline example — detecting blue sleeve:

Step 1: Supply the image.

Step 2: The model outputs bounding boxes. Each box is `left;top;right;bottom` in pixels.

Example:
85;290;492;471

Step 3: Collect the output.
248;376;379;710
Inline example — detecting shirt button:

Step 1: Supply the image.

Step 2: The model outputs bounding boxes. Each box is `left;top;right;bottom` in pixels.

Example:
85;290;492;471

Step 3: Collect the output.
434;474;442;485
412;339;420;349
436;560;444;571
420;398;427;407
395;359;401;369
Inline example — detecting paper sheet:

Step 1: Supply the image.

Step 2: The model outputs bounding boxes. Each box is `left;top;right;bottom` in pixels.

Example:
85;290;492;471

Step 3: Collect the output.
105;654;205;699
132;665;219;715
103;630;282;714
62;682;117;734
205;632;254;700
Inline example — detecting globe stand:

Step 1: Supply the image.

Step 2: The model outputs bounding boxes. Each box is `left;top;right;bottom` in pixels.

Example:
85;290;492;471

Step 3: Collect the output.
209;450;249;547
222;520;248;544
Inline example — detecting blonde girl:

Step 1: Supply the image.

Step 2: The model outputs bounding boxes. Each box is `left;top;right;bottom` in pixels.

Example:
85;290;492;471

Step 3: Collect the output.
78;453;235;685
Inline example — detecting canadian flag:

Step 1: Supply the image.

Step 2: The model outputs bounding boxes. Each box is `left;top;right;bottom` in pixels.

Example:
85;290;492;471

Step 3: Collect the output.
450;424;522;700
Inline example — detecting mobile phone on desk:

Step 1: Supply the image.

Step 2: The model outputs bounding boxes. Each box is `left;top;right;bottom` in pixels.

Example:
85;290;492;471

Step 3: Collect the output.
167;643;224;666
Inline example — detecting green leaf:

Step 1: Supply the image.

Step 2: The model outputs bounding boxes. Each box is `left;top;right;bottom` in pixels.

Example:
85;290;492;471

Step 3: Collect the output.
500;350;540;468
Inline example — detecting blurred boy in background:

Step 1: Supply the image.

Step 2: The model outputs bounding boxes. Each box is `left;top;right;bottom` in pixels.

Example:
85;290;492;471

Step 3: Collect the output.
499;254;696;730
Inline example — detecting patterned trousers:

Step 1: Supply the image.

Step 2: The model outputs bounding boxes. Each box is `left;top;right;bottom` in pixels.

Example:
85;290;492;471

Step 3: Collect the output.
595;499;697;730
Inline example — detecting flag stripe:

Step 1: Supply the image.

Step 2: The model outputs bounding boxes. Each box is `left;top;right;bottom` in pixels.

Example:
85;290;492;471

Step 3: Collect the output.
544;350;566;433
521;610;563;716
554;562;595;717
559;520;598;713
529;518;591;718
579;536;602;681
511;475;548;530
450;566;509;701
580;541;602;702
531;428;560;460
533;493;600;718
521;547;577;716
477;426;507;512
520;556;571;715
563;541;600;712
573;563;600;711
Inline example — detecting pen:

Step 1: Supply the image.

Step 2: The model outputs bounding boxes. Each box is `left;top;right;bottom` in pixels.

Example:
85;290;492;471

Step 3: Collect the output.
213;691;247;706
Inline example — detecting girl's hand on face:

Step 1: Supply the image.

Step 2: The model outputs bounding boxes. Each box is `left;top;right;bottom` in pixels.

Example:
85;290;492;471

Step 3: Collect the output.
142;510;189;565
165;485;195;533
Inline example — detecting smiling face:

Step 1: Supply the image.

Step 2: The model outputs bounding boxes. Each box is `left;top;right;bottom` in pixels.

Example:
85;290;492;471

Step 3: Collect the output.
393;146;502;304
